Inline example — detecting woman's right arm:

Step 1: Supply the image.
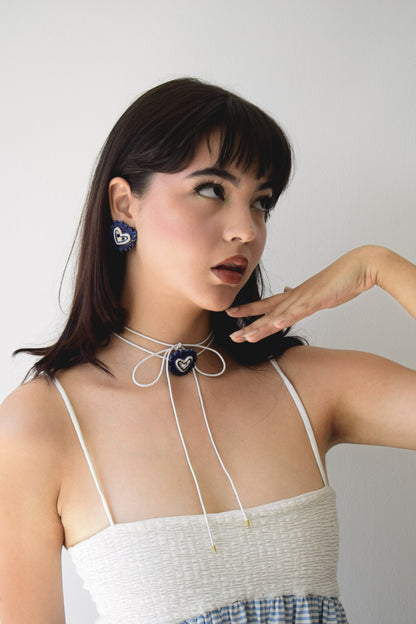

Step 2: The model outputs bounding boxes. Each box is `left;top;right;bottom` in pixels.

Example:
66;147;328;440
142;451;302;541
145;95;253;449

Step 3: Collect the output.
0;379;66;623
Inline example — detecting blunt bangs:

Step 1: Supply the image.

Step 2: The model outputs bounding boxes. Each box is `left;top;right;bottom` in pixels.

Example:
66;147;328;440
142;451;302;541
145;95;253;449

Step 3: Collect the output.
112;78;292;203
208;104;292;202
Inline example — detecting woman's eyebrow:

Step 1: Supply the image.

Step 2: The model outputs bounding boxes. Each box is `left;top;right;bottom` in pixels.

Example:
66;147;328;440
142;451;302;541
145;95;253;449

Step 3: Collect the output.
186;167;273;191
187;167;239;185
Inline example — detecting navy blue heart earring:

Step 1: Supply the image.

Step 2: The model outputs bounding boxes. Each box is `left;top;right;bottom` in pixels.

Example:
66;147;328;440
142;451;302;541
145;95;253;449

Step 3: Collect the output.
111;220;137;252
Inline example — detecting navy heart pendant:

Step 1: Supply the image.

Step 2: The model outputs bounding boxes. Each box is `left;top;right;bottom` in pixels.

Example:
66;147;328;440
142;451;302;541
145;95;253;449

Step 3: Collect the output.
168;348;197;376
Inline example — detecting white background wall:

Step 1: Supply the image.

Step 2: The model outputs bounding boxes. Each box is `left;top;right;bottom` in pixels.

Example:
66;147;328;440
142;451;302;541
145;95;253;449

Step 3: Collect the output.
1;1;415;622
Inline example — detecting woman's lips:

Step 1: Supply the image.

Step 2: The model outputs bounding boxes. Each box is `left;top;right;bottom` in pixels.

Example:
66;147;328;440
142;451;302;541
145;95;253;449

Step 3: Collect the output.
211;255;248;285
211;267;244;284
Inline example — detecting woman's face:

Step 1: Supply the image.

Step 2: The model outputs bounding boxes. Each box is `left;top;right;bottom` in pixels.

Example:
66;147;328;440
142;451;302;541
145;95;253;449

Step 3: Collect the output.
128;137;273;312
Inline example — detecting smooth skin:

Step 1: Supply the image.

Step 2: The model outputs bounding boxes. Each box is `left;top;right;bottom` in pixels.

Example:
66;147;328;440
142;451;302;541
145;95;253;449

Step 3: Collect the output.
0;139;415;622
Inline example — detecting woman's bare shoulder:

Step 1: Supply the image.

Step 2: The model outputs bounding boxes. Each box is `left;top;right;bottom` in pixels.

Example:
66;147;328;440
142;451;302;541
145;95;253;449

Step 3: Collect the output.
275;345;358;448
276;344;382;399
277;343;404;382
0;376;66;450
275;344;339;396
277;344;340;379
276;344;410;444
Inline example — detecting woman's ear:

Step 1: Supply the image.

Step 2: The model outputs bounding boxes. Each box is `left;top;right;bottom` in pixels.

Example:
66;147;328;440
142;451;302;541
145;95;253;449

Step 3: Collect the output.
108;177;135;223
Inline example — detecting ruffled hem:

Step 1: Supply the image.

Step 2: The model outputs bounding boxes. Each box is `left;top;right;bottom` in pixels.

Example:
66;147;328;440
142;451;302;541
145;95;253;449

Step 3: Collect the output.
181;595;348;624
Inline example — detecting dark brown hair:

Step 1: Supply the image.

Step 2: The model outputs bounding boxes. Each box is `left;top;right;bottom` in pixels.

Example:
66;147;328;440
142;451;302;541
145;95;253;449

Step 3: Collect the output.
17;77;305;377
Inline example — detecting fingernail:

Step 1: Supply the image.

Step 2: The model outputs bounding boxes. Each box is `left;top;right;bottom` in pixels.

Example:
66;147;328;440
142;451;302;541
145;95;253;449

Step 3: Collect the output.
227;306;239;313
229;329;243;339
274;317;287;328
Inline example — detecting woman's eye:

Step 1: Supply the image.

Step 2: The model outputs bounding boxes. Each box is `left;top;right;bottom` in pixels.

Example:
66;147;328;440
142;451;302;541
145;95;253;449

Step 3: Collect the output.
252;196;274;214
194;182;224;200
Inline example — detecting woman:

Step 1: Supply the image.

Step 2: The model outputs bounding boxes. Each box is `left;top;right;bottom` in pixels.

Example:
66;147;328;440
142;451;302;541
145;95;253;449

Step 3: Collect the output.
0;77;414;624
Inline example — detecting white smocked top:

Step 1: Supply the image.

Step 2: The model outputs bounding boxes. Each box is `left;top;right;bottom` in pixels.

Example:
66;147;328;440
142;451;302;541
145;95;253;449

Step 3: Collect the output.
54;360;346;624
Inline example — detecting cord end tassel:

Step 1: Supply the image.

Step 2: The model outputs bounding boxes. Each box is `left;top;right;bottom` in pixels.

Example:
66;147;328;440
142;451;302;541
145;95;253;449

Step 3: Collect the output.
246;519;250;528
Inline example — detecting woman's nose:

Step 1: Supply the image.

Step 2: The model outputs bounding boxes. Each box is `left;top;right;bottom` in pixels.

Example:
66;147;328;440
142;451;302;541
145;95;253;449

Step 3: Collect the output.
223;205;257;243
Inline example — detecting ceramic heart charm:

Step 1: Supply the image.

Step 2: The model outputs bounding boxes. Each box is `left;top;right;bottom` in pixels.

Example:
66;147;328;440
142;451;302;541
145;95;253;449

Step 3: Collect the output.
168;347;197;376
110;220;137;252
114;227;131;245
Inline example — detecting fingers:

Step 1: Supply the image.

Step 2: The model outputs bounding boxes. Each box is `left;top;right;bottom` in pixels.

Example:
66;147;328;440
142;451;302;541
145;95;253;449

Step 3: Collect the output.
227;289;295;343
226;292;289;319
228;247;373;344
229;314;290;343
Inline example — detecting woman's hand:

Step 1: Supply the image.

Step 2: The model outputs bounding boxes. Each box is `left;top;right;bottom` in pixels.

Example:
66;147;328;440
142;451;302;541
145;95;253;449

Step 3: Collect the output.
227;245;415;343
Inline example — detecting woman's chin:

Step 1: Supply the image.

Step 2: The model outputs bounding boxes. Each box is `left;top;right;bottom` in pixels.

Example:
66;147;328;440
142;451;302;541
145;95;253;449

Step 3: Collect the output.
203;298;237;313
193;286;244;314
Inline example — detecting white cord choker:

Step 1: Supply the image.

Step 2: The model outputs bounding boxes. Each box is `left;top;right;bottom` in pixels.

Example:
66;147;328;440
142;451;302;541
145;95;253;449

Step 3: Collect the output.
114;326;249;552
115;327;226;386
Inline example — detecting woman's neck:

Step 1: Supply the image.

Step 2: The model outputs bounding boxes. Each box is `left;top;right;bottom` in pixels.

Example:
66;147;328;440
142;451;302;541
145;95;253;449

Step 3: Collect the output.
123;302;211;347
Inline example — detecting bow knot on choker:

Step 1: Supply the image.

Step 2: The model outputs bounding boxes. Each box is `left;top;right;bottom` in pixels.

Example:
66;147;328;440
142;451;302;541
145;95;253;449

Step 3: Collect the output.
114;327;249;552
115;329;226;386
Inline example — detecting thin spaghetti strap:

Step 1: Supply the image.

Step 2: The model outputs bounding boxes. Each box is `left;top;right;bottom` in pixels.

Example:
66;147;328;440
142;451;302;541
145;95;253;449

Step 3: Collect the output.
269;359;329;487
52;377;115;526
